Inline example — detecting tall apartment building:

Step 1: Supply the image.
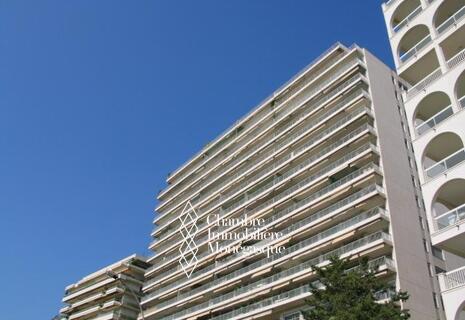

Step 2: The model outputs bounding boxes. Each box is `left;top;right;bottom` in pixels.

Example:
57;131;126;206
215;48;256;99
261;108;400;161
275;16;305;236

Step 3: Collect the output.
60;255;150;320
142;43;445;320
382;0;465;319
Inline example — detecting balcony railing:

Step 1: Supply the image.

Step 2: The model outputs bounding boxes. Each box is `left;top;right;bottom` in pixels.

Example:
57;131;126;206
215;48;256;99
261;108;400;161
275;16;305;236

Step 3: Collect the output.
146;161;379;281
439;266;465;291
425;148;465;178
151;85;368;243
437;5;465;34
142;184;382;297
153;233;391;320
157;56;362;208
151;103;371;249
145;208;387;313
385;0;398;8
407;68;442;99
153;71;366;234
460;96;465;109
393;6;423;33
436;203;465;230
399;34;432;63
447;47;465;69
415;105;453;136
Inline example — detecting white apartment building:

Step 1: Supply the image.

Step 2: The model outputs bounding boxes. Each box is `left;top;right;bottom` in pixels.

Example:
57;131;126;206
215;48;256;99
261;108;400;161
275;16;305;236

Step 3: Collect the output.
142;43;445;320
382;0;465;319
60;255;150;320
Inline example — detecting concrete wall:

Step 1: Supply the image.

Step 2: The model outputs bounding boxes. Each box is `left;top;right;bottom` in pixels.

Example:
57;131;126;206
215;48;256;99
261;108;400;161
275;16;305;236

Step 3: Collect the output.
364;49;441;320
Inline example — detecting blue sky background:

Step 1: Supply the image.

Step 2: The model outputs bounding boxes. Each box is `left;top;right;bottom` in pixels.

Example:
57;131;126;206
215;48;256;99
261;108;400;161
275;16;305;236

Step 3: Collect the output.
0;1;392;319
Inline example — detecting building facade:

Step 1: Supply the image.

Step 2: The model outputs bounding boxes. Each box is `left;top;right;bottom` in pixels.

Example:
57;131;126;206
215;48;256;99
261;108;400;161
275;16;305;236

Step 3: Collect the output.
382;0;465;319
60;255;150;320
142;43;445;320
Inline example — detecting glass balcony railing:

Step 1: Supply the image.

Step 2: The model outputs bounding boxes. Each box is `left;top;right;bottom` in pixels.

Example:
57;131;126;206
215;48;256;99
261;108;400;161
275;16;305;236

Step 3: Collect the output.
151;102;371;250
425;148;465;178
151;85;368;245
146;128;377;276
435;203;465;230
460;96;465;109
393;6;422;33
399;34;432;63
157;57;363;212
415;105;453;136
447;47;465;69
154;232;391;320
143;183;383;299
437;6;465;34
147;207;388;313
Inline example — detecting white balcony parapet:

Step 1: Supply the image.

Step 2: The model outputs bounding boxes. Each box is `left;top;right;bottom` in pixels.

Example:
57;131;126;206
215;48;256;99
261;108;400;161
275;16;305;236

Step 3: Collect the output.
385;0;398;8
143;183;383;296
435;203;465;230
159;49;356;201
145;123;376;278
393;6;423;33
439;266;465;291
151;101;371;248
146;160;380;282
151;232;391;320
152;81;368;240
399;34;432;63
425;148;465;179
155;57;364;217
448;47;465;69
415;105;453;136
437;5;465;34
143;207;388;313
407;68;442;99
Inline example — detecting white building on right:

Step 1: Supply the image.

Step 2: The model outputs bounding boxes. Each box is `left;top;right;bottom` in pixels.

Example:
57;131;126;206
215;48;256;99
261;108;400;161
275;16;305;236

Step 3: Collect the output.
382;0;465;319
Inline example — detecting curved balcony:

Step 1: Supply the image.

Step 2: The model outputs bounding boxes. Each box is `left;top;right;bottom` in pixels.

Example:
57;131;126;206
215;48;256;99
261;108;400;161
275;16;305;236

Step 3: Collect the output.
433;179;465;230
414;92;453;136
423;132;465;179
398;25;432;63
391;0;422;33
435;0;465;34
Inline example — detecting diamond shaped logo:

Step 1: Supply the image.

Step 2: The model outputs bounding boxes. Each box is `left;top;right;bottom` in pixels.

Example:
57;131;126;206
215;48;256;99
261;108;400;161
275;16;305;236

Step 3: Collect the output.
178;201;199;278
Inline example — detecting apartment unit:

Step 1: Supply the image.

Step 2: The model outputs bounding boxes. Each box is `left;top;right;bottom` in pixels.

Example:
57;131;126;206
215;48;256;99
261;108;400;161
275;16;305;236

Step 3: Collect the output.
142;43;444;320
382;0;465;319
59;255;150;320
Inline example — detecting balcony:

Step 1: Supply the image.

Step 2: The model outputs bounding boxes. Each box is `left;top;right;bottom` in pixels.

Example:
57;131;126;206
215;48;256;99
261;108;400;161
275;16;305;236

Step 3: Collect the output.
438;266;465;320
148;232;391;320
143;208;388;315
151;84;369;245
146;160;380;283
435;0;465;35
156;53;363;214
423;132;465;179
436;203;465;230
398;25;432;63
149;105;373;257
143;183;384;297
391;0;422;33
413;92;453;136
431;179;465;256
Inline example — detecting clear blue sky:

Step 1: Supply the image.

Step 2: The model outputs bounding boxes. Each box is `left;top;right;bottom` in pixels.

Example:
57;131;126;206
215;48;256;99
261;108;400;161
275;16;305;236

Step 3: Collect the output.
0;1;392;319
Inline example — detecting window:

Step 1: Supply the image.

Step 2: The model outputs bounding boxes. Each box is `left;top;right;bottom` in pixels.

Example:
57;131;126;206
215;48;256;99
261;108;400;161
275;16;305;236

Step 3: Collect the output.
432;246;444;260
283;312;302;320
